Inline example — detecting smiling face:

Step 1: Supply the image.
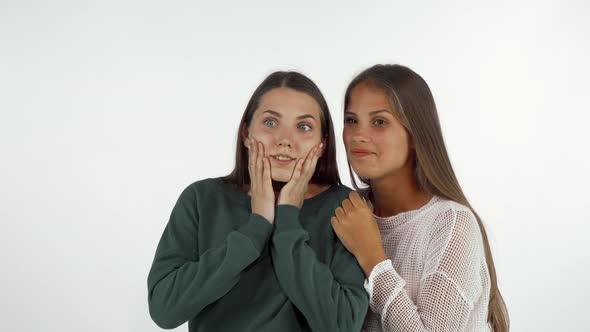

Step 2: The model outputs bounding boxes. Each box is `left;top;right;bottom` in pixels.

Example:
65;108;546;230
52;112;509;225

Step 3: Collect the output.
244;87;324;182
343;82;413;182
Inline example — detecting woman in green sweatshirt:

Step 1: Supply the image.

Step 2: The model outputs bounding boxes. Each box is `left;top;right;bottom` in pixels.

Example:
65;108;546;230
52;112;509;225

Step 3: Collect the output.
147;71;369;332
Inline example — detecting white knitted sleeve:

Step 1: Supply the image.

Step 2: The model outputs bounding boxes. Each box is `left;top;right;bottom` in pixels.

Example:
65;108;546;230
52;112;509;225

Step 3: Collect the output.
364;208;486;332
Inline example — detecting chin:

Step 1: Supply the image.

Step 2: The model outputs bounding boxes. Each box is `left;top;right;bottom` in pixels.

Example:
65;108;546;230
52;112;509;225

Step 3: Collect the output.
270;171;292;183
350;167;378;181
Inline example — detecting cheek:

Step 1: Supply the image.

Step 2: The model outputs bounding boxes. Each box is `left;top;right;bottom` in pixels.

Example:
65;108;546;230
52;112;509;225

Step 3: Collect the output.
295;139;320;158
296;132;321;150
249;127;275;148
366;129;402;158
386;131;411;161
342;128;352;146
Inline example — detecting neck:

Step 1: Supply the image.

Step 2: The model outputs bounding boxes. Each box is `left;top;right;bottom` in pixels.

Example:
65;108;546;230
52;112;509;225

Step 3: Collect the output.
304;182;331;199
369;165;431;217
267;181;330;199
271;180;286;193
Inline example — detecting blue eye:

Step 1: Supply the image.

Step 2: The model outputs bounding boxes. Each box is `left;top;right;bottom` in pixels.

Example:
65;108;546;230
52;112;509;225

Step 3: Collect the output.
264;119;278;127
298;123;312;131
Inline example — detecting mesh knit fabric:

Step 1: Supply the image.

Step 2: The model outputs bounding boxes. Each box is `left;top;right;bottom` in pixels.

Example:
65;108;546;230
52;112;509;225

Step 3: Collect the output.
361;194;491;332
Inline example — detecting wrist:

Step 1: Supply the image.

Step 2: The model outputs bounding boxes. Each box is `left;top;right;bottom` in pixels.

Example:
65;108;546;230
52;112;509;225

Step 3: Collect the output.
251;208;274;224
358;249;387;278
277;197;301;208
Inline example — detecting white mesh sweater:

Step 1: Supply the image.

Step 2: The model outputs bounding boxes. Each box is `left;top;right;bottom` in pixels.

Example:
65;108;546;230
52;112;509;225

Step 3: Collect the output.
360;192;491;332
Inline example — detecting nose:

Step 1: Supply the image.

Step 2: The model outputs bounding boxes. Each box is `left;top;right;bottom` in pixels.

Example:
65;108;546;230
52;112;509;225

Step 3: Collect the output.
276;128;294;149
351;134;369;143
278;140;292;148
347;126;369;144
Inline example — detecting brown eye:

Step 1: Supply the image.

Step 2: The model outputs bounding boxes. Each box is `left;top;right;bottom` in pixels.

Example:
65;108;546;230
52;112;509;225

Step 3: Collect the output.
373;119;386;126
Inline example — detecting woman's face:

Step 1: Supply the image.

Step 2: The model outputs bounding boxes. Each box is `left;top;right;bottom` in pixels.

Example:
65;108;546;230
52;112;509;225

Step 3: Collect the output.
244;87;324;182
343;82;412;181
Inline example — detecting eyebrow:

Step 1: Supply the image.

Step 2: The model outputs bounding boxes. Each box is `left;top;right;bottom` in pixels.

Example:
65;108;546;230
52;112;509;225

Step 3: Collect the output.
263;110;317;121
345;109;391;116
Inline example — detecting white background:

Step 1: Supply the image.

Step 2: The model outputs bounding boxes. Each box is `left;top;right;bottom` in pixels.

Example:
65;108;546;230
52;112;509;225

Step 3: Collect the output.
1;0;589;331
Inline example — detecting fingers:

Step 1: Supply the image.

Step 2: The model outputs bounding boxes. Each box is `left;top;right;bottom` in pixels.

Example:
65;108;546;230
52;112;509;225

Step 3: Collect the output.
263;155;271;185
284;142;323;184
256;142;264;178
248;139;268;191
255;141;265;187
248;138;257;174
291;158;304;180
247;138;257;192
342;198;353;213
301;143;322;180
309;143;322;172
349;191;365;208
331;216;340;232
335;206;345;220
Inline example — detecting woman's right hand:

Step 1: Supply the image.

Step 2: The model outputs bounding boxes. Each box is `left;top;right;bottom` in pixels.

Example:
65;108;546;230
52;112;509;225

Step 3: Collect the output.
247;138;275;224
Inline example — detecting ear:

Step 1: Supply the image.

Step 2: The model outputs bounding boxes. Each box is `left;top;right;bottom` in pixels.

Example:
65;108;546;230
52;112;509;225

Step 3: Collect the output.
242;126;250;149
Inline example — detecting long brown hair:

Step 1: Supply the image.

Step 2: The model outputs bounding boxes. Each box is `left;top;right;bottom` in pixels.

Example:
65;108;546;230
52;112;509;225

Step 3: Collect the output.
225;71;341;190
345;64;509;331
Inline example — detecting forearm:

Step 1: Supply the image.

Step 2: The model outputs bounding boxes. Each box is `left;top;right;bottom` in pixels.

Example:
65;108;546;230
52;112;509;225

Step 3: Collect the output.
148;214;272;329
366;261;472;332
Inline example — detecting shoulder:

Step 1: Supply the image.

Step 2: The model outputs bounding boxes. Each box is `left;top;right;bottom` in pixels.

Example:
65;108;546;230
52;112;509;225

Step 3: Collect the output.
332;184;354;201
426;197;484;255
325;184;356;207
175;177;231;205
304;184;352;211
172;177;249;220
429;197;478;231
188;177;225;192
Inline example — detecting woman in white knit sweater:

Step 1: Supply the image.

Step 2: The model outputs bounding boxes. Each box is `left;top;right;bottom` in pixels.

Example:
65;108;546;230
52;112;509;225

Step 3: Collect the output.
331;64;509;332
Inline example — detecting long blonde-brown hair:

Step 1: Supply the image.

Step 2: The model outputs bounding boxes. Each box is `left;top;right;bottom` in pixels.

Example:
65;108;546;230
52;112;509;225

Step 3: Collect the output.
345;64;509;332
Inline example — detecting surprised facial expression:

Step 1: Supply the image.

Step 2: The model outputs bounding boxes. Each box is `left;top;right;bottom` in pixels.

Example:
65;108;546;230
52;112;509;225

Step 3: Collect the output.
244;87;324;182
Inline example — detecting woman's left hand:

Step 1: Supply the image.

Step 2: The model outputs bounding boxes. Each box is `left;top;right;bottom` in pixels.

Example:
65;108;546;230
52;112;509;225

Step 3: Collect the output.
331;192;387;277
277;143;323;208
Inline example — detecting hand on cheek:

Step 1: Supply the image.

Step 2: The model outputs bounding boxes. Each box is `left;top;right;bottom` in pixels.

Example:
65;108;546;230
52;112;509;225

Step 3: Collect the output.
276;142;323;208
247;138;275;224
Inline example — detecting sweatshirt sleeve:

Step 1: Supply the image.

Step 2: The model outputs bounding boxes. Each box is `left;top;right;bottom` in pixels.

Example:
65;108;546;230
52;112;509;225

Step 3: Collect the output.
270;204;369;332
147;184;273;329
364;208;486;332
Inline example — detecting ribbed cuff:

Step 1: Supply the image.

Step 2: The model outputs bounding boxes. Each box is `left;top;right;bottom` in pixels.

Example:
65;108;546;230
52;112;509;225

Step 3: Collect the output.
236;213;273;253
274;204;303;232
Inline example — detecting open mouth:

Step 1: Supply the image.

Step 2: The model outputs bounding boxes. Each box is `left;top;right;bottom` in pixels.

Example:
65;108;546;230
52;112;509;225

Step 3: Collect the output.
271;154;296;164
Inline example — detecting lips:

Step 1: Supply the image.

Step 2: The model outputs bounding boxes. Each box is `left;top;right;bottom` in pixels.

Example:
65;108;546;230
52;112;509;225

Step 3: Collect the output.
270;154;296;165
350;149;372;157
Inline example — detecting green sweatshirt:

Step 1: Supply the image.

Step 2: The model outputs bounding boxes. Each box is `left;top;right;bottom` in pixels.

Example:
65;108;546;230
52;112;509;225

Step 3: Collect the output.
147;177;368;331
